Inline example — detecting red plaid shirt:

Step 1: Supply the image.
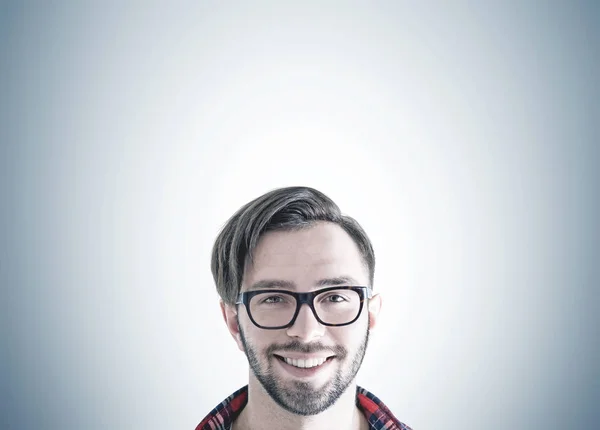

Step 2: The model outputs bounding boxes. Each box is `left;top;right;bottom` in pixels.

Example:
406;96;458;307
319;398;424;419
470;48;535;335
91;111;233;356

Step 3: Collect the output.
196;385;412;430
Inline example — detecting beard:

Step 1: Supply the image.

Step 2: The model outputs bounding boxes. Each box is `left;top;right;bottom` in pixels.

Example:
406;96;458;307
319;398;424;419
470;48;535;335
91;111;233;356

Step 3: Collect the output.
238;317;370;416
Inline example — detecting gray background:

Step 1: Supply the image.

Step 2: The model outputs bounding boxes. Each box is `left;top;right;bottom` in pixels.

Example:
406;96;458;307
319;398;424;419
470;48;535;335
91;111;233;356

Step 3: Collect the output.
1;1;599;429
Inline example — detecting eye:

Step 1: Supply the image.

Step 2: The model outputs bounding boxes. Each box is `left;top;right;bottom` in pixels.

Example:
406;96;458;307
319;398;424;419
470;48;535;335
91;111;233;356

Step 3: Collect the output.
325;294;349;303
261;295;286;304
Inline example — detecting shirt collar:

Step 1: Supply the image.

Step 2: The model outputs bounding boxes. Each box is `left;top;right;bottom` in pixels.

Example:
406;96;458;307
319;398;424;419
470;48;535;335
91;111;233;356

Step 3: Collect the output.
196;385;412;430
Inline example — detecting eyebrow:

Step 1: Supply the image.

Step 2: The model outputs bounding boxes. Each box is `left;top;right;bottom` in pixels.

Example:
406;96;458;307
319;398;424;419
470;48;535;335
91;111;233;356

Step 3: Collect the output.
315;276;360;287
248;279;296;290
248;275;361;291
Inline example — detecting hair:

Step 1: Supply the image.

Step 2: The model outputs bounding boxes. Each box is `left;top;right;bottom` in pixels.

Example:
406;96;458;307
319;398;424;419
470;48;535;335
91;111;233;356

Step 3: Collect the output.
211;186;375;305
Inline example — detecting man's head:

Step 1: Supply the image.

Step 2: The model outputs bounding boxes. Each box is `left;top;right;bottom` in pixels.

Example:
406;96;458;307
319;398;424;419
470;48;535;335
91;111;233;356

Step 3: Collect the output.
211;187;381;415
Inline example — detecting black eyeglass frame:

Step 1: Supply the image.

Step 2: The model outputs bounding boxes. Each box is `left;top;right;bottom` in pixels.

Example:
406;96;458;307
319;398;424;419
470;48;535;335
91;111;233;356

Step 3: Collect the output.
236;286;373;330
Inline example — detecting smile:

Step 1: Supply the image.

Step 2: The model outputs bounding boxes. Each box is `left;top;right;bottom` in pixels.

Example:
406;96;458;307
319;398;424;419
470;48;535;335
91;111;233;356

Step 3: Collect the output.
273;354;336;374
280;356;327;368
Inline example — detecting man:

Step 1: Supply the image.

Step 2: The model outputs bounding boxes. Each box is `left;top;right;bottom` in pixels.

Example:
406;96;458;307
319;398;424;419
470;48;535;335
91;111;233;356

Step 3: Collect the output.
196;186;412;430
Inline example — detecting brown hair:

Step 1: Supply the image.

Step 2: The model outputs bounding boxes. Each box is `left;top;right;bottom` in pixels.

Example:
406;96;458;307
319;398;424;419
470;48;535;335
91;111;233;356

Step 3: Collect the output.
211;186;375;304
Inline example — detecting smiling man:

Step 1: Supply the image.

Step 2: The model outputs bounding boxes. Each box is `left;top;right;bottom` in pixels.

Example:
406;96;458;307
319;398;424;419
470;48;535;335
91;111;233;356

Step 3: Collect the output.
196;186;412;430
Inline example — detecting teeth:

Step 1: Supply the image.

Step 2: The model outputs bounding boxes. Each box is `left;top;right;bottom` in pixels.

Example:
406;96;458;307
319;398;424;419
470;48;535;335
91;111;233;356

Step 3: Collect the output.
283;357;327;368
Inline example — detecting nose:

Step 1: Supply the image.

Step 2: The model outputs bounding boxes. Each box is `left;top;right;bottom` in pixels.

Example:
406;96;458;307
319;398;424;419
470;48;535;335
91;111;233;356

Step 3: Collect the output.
286;303;325;341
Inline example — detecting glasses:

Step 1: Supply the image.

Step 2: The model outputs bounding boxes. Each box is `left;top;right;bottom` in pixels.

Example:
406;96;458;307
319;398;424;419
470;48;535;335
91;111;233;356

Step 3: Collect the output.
236;286;372;330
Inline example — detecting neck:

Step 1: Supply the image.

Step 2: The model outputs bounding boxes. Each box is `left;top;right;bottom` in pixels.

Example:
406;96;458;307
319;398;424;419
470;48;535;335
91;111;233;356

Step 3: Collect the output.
233;375;368;430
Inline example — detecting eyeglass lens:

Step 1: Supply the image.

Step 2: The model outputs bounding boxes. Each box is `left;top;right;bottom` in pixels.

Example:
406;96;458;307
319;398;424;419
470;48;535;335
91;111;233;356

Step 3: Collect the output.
248;289;361;327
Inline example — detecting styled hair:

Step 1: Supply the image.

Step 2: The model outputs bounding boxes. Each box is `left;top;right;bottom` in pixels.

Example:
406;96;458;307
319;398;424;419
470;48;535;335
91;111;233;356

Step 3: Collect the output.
211;186;375;305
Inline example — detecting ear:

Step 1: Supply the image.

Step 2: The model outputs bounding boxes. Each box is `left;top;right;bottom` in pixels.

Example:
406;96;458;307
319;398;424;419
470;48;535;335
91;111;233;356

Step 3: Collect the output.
367;292;382;330
220;300;245;352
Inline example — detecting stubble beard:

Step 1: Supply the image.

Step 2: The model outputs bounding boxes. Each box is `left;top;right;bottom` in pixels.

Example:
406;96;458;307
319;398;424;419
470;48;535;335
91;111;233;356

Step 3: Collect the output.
238;318;370;416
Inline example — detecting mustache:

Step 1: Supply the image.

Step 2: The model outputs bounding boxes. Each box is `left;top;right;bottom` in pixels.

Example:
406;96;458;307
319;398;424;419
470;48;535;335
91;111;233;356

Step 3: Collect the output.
266;340;347;358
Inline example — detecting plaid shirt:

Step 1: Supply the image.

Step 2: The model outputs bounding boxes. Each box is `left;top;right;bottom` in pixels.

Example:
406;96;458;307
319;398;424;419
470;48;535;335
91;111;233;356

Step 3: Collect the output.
196;385;412;430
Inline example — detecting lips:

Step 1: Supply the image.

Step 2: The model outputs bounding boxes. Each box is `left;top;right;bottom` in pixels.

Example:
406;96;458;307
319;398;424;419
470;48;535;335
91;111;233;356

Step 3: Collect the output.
276;355;329;368
288;356;325;368
273;354;335;377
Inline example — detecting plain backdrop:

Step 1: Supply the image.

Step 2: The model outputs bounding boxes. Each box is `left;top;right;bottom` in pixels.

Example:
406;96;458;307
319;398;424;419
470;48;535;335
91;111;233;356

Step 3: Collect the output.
1;2;599;429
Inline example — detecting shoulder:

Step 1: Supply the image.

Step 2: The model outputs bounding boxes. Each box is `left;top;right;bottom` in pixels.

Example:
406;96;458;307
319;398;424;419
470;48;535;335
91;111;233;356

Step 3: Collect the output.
195;386;248;430
356;386;413;430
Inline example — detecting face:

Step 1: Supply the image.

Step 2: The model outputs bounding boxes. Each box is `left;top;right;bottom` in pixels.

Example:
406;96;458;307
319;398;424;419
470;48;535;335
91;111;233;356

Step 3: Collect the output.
221;222;381;416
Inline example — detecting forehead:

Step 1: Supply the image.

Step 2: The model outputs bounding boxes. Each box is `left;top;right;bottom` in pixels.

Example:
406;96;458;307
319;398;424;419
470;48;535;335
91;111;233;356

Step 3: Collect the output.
243;222;368;289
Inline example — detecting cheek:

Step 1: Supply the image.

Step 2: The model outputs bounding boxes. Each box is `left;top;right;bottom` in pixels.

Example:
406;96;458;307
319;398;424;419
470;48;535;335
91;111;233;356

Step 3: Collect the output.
336;320;369;351
241;323;278;352
240;315;368;356
331;325;364;347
